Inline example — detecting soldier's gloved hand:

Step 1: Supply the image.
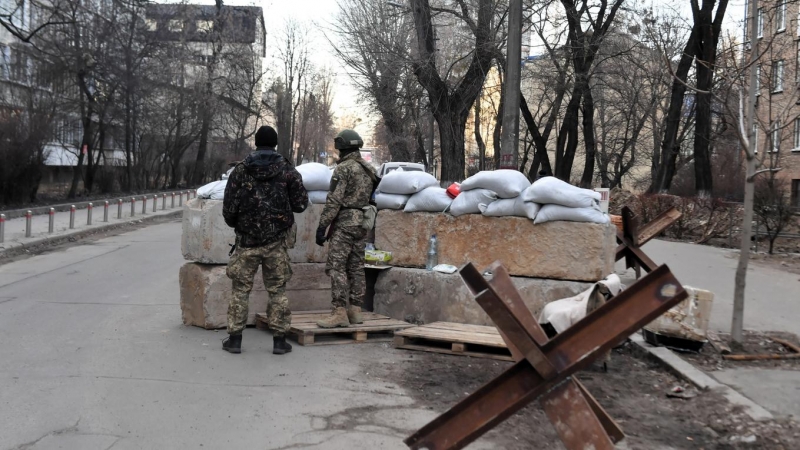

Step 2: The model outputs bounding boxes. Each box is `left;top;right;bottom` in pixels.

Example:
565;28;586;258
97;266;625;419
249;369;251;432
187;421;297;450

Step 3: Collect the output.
315;227;327;246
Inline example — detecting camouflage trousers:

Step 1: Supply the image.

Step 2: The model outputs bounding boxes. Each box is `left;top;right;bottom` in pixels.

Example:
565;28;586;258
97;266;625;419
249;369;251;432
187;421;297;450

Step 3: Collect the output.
226;238;292;336
326;225;367;309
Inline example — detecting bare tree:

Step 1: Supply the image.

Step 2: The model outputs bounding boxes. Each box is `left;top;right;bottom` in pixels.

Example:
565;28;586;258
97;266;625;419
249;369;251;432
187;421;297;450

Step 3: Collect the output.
408;0;499;181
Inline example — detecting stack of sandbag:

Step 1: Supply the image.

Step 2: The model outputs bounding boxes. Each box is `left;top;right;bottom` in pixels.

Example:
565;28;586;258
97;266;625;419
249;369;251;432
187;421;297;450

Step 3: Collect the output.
522;177;609;224
404;187;453;213
454;170;533;218
296;163;332;204
375;171;439;210
197;180;227;199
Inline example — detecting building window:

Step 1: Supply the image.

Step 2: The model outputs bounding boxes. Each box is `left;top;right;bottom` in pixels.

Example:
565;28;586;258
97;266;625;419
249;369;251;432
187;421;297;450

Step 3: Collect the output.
752;124;759;153
772;60;784;93
145;18;157;31
795;118;800;150
196;20;213;32
770;121;781;153
169;19;184;33
756;65;761;95
777;1;786;32
792;180;800;208
757;8;764;38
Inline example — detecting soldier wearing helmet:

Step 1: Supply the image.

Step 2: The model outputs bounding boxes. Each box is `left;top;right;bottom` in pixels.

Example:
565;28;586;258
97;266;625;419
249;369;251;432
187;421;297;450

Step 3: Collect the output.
315;129;378;328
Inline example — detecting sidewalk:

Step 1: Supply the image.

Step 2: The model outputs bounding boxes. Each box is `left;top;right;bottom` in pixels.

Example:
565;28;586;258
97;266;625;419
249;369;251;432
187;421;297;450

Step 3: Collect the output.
0;194;189;253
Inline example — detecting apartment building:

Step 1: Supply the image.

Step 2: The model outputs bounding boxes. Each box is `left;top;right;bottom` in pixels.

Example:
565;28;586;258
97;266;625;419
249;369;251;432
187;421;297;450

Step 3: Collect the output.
746;0;800;207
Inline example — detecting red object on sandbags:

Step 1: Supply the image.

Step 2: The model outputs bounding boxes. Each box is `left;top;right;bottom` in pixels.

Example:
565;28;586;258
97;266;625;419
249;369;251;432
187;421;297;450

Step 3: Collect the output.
446;183;461;199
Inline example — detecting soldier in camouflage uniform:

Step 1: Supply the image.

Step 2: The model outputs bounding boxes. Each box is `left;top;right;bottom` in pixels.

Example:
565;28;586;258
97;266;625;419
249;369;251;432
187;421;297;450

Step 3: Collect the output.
222;125;308;355
315;129;378;328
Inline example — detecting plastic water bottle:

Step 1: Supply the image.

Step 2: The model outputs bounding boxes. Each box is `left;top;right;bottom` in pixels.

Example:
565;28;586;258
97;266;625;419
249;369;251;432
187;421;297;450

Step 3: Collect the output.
365;242;375;251
426;234;438;271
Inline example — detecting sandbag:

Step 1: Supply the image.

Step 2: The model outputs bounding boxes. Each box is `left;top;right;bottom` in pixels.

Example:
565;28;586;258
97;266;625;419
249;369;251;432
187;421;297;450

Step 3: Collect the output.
377;170;439;195
404;187;453;213
479;196;540;220
375;192;411;210
460;170;531;198
521;177;601;208
533;204;610;225
449;189;497;217
296;163;332;191
197;180;227;199
307;191;328;204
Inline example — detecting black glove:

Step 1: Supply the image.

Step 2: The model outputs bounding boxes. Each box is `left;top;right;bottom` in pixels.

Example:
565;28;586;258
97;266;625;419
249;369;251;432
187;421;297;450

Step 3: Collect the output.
315;227;327;246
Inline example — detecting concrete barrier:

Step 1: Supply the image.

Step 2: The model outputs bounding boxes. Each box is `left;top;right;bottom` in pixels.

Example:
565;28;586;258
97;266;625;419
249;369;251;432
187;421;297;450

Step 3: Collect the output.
374;210;616;282
179;262;332;329
373;267;592;326
181;199;328;264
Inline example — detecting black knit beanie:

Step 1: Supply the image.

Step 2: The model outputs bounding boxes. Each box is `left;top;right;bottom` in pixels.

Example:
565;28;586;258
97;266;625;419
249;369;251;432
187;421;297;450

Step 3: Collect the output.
254;126;278;148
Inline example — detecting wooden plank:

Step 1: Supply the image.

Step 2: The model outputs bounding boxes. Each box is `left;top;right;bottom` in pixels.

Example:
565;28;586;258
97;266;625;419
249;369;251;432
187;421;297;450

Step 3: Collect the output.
395;327;508;348
290;321;414;334
637;207;681;246
420;322;501;336
289;328;396;346
395;343;514;362
706;330;731;355
452;343;466;352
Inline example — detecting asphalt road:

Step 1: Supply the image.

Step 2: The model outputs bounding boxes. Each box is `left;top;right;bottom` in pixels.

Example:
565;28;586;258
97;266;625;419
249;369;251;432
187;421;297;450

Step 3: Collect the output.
617;239;800;336
0;221;501;450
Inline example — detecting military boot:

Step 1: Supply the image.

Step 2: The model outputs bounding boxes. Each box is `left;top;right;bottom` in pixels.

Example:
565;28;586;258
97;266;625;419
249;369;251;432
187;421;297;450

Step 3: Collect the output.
273;335;292;355
316;307;350;328
222;334;242;354
347;306;364;324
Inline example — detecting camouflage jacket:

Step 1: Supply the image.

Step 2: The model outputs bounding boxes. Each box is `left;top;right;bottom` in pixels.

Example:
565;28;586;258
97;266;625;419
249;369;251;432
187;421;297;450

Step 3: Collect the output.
222;148;308;248
319;152;378;229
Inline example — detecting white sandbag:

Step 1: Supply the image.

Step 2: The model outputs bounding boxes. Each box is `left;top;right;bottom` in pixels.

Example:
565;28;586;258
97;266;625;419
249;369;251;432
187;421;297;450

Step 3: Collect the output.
197;180;227;199
449;189;497;217
377;170;439;195
375;192;410;210
307;191;328;204
404;187;453;213
533;204;610;225
521;177;601;208
460;170;531;199
296;163;332;191
479;196;540;220
538;274;622;333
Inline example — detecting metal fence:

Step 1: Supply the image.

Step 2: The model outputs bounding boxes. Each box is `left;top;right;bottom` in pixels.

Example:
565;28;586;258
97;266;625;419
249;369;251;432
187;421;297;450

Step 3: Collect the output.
0;190;196;244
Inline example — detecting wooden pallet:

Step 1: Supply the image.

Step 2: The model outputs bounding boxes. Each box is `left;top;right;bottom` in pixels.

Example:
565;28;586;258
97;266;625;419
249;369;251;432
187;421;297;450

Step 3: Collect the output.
393;322;514;361
256;310;414;346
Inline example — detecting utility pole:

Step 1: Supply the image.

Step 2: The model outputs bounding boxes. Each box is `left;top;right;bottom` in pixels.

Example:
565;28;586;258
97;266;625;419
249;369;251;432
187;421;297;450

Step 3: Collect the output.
499;0;522;170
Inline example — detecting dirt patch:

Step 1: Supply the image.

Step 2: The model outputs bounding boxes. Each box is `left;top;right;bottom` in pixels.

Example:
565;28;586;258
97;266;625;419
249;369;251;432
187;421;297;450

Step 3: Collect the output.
373;343;799;449
746;253;800;276
682;331;800;371
0;213;181;266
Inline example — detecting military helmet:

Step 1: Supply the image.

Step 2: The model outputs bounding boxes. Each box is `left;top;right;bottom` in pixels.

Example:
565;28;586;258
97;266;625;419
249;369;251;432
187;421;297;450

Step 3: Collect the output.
334;129;364;150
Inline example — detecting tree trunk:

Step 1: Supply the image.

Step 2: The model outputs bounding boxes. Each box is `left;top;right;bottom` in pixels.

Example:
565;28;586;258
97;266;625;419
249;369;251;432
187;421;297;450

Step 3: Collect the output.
580;88;597;188
732;155;755;343
492;94;503;170
194;115;210;186
650;22;700;193
435;111;467;181
555;88;583;181
474;97;486;171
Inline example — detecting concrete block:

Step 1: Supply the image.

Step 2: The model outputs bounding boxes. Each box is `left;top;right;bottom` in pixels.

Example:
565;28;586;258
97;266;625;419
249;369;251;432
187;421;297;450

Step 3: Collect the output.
179;262;331;329
181;199;328;264
374;210;616;282
373;266;592;326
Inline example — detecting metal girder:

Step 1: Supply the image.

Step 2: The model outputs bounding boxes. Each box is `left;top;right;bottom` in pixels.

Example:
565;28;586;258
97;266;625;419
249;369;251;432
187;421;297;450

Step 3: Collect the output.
405;263;687;450
615;206;682;276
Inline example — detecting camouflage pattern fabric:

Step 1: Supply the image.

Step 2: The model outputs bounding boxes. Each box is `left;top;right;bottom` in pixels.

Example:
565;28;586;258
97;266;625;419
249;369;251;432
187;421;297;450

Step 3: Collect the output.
318;151;378;229
326;225;368;308
223;147;308;248
226;238;293;336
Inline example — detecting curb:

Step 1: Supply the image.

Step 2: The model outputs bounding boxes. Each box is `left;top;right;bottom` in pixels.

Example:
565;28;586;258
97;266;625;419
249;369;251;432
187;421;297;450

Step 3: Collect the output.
0;210;181;259
629;333;774;422
0;191;195;220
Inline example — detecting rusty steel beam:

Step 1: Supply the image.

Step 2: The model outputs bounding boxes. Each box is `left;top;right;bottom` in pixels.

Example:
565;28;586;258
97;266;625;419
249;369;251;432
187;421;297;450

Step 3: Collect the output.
405;264;687;450
574;379;625;444
638;207;682;246
542;378;615;450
